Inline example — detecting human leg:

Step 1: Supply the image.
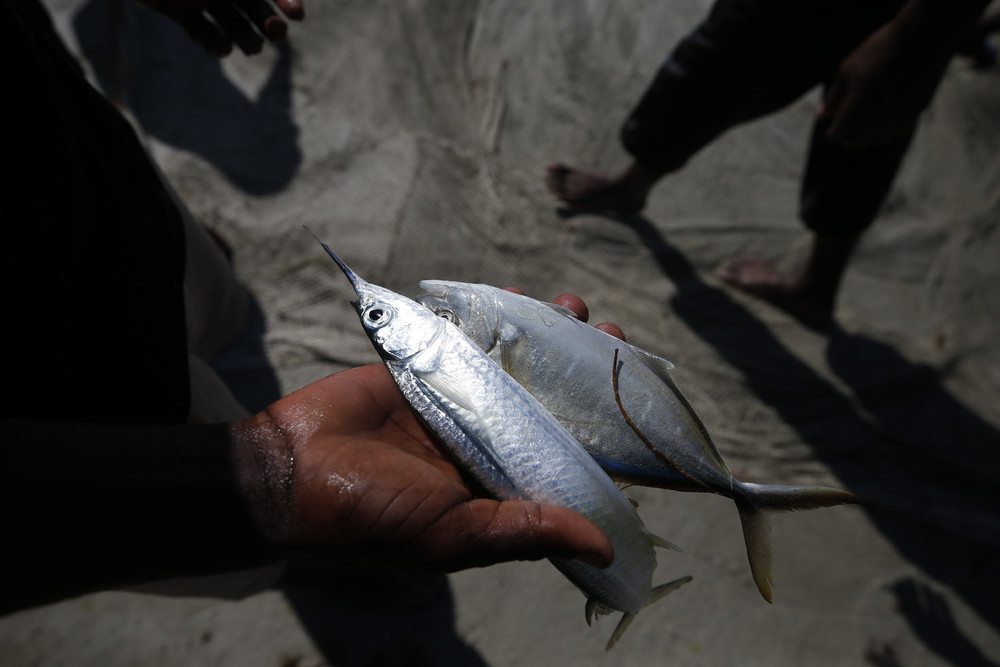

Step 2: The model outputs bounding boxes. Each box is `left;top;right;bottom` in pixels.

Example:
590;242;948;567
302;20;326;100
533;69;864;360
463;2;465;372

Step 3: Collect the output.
545;0;881;215
716;233;861;323
718;119;915;321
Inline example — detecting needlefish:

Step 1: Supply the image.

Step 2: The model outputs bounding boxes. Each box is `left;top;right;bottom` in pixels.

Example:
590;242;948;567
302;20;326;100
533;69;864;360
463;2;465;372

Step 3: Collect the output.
417;281;858;603
311;235;691;650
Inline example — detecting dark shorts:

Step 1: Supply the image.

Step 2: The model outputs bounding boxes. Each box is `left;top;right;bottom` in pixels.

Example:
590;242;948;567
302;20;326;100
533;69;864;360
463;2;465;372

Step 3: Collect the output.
621;0;913;235
2;1;190;423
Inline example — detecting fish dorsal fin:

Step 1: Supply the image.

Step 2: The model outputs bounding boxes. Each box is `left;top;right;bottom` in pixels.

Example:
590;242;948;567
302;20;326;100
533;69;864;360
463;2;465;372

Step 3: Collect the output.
417;369;480;415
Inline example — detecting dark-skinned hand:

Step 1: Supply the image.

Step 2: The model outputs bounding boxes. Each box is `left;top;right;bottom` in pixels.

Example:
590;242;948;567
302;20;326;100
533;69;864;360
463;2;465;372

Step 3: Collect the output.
232;291;624;572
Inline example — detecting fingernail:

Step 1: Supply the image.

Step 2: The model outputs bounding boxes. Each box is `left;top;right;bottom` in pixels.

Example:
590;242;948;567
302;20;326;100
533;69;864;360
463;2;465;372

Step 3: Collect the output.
281;0;304;19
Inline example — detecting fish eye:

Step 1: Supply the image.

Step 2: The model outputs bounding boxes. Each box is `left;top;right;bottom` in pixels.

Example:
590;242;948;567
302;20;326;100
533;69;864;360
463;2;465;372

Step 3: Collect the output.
437;309;457;324
363;304;394;329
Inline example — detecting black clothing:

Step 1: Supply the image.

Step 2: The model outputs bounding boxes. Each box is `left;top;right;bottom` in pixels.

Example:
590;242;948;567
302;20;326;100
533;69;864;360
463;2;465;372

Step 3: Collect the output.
621;0;914;235
3;0;190;423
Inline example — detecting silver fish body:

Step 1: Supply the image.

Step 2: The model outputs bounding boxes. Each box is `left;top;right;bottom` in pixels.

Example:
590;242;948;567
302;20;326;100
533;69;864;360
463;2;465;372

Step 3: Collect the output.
313;238;689;648
417;280;857;603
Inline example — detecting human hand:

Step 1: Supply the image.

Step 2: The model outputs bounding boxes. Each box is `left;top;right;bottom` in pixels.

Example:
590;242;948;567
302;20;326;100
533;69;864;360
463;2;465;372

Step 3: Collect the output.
137;0;305;57
232;362;614;572
818;0;991;149
818;21;943;149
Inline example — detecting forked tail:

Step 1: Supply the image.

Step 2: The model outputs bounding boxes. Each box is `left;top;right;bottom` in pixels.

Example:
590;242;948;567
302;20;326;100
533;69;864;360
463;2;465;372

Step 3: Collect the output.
736;483;858;603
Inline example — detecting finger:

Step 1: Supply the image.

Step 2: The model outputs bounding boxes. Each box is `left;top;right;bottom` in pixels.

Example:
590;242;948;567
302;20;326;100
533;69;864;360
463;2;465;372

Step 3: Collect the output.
274;0;304;20
594;322;625;341
502;286;526;296
420;499;613;571
171;9;234;56
552;293;589;322
235;0;288;41
207;3;264;55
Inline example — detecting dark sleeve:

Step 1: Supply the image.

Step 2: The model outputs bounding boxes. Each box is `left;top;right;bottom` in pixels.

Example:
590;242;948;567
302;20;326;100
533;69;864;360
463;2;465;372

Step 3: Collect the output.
0;418;279;613
1;0;190;424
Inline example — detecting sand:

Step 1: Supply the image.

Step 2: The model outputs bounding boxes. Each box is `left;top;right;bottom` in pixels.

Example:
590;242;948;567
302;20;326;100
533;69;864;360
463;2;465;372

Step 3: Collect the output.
2;1;999;664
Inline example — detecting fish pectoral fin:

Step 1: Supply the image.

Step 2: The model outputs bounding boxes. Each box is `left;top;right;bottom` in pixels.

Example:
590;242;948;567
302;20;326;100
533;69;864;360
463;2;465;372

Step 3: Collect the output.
646;530;684;553
605;612;637;651
499;345;518;379
417;370;480;415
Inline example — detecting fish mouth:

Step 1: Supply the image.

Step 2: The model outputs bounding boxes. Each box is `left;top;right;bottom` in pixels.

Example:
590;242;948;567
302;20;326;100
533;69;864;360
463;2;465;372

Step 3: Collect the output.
305;226;366;306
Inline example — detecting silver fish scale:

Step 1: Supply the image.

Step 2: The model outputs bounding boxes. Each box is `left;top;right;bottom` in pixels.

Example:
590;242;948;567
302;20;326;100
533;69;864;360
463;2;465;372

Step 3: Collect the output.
407;321;659;614
392;341;657;612
313;238;685;640
416;322;633;512
417;280;858;606
387;362;522;499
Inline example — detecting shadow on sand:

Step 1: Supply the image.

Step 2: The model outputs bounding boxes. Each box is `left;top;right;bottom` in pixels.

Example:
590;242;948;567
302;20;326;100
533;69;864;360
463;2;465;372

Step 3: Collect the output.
279;560;486;667
589;210;1000;664
68;6;482;664
73;0;301;196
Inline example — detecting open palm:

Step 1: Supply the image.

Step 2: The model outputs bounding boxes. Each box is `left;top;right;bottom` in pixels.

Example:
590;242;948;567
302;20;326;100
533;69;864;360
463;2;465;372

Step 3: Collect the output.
239;363;613;572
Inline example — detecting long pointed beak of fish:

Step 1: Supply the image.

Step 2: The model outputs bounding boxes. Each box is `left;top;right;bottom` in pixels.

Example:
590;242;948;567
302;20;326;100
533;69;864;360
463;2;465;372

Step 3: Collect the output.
306;226;366;307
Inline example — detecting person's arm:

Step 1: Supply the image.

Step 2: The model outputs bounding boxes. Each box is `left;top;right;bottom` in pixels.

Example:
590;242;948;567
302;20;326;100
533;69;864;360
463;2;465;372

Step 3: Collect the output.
1;419;274;613
819;0;992;148
2;295;617;614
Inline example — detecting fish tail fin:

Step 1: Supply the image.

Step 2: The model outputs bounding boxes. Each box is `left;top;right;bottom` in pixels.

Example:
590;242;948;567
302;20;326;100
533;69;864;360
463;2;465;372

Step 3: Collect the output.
741;482;859;513
736;499;774;603
736;483;858;603
604;576;692;651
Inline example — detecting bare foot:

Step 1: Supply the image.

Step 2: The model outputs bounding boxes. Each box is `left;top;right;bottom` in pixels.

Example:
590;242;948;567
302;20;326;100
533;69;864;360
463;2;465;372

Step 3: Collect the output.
544;163;653;215
716;257;834;324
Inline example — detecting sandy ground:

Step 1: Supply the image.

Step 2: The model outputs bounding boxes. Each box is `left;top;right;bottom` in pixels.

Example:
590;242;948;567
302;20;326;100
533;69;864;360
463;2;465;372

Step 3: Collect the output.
3;1;1000;665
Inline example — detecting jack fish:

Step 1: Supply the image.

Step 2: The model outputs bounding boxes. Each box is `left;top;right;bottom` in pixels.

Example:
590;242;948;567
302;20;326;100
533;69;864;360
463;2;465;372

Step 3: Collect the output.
417;281;857;603
312;236;691;649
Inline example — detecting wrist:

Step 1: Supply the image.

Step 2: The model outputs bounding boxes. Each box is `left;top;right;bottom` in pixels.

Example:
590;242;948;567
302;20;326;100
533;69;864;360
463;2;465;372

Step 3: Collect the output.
229;410;301;547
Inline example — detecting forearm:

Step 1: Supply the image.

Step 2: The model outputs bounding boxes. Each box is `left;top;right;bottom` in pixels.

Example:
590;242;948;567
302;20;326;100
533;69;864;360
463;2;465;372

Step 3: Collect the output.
1;419;280;613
